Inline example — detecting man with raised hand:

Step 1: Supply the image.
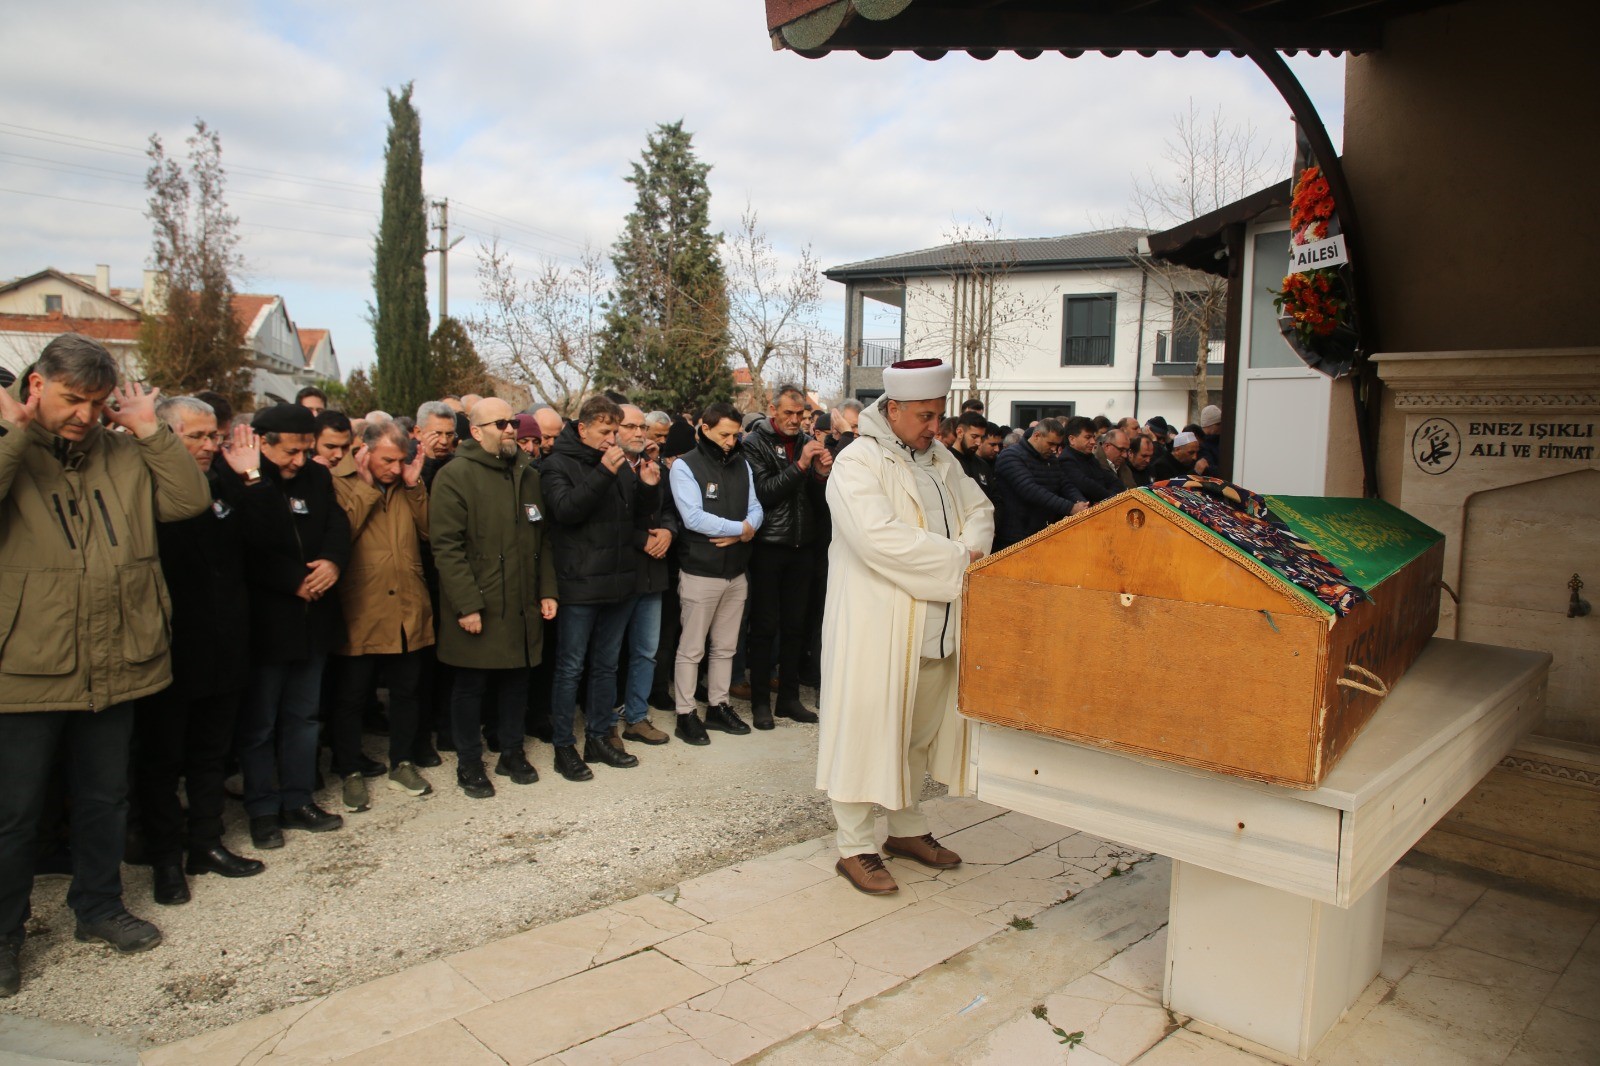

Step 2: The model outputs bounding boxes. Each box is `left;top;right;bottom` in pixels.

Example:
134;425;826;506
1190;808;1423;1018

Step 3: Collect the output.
0;334;210;994
818;358;994;896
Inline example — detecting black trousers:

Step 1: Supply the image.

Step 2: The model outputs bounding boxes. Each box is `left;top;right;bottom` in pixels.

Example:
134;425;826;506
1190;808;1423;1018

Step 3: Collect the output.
331;650;425;773
0;703;136;937
745;542;818;710
133;686;241;861
452;666;528;766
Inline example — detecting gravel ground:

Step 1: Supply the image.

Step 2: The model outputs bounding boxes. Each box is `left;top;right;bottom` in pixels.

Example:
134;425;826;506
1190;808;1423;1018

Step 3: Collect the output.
1;697;879;1048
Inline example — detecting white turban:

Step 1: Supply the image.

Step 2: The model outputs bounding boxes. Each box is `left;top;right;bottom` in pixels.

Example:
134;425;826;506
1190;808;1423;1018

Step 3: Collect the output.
882;359;954;401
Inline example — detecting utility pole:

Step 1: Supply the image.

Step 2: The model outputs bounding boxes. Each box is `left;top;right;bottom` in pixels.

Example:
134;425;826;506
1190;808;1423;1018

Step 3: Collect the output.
429;198;464;320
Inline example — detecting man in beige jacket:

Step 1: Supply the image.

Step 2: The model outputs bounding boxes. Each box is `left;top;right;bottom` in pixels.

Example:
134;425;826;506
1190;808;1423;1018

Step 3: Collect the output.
0;334;210;995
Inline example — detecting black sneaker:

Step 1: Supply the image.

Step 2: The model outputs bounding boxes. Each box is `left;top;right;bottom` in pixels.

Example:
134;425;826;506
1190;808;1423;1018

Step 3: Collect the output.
74;909;162;953
675;713;710;746
584;735;639;769
411;742;443;769
494;750;539;785
706;702;751;735
356;755;387;778
775;696;819;724
281;803;343;833
0;936;19;997
553;745;594;782
249;814;284;850
457;761;496;798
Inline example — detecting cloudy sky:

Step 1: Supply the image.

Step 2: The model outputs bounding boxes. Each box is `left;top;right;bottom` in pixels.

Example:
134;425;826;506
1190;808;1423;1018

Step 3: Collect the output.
1;0;1344;377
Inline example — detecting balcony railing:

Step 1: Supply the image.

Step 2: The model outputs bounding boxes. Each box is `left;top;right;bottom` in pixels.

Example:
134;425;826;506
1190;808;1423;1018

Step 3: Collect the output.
856;338;901;367
1155;330;1225;365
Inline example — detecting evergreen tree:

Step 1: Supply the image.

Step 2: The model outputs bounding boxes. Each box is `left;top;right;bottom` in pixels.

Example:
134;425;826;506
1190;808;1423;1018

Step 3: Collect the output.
342;367;379;415
372;82;431;418
431;315;490;398
597;121;732;415
140;121;251;408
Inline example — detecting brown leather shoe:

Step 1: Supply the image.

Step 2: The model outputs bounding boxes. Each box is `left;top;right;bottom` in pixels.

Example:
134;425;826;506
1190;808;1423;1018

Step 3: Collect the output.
836;853;898;895
728;681;753;701
884;834;962;870
620;720;670;745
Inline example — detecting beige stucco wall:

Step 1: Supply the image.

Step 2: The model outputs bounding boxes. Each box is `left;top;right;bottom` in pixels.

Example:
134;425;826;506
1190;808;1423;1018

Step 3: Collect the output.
1344;0;1596;359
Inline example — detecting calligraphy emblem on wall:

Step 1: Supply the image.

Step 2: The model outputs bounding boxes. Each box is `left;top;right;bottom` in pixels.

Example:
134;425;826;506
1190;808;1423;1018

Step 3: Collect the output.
1412;418;1460;475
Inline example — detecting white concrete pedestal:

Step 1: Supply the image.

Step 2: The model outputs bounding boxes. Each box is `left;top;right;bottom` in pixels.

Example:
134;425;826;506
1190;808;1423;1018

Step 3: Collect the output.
1167;862;1388;1059
973;638;1549;1060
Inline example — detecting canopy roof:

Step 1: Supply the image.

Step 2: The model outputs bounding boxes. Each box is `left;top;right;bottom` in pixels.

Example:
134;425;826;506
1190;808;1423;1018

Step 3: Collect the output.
766;0;1459;59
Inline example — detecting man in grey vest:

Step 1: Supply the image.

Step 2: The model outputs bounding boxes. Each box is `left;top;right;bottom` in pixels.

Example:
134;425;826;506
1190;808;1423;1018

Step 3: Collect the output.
667;403;763;744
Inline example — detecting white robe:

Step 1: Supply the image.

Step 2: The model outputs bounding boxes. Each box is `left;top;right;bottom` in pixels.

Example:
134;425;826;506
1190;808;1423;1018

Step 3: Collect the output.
816;402;995;809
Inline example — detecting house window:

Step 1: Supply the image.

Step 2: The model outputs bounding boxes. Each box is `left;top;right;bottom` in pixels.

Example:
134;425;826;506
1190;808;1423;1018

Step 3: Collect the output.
1011;401;1075;427
44;294;62;314
1062;294;1115;366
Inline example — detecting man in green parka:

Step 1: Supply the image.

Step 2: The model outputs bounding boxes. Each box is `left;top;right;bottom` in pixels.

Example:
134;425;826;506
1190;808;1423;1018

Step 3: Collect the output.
0;334;210;996
430;397;558;799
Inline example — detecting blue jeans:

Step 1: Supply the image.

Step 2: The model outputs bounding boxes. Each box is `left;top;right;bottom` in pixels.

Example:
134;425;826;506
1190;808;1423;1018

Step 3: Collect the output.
622;592;663;725
550;598;636;748
239;655;327;817
0;703;136;935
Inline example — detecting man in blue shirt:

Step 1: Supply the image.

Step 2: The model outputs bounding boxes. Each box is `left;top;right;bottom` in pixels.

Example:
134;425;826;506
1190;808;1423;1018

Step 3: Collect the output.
667;403;764;744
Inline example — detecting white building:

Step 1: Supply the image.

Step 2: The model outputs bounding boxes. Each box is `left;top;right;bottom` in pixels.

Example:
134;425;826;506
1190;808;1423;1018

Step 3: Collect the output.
0;265;338;407
826;228;1221;431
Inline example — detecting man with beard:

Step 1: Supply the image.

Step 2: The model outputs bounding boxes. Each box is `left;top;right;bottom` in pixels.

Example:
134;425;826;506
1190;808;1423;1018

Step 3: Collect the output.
541;396;663;779
430;398;558;798
1148;430;1206;481
819;360;994;895
668;403;762;745
615;405;676;746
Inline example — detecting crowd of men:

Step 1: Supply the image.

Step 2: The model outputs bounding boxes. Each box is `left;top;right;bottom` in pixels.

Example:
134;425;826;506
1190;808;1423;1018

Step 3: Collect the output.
0;332;1223;994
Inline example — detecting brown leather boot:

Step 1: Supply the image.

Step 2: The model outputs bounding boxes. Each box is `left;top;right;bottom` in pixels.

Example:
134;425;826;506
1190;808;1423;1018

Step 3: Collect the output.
620;719;669;745
884;834;962;870
836;853;898;895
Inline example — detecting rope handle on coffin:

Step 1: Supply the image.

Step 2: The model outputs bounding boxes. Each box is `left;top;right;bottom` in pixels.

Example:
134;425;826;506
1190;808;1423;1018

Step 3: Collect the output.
1337;663;1390;697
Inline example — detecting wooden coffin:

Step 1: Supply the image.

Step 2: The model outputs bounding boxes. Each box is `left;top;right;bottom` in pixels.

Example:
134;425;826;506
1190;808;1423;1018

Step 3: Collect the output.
960;490;1445;789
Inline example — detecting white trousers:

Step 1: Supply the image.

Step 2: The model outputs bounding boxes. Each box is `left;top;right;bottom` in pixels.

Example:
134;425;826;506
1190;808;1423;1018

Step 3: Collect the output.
832;656;956;858
675;572;747;714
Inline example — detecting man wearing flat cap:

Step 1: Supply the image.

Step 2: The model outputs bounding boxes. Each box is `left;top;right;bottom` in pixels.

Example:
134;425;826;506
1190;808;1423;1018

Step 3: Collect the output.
817;358;994;895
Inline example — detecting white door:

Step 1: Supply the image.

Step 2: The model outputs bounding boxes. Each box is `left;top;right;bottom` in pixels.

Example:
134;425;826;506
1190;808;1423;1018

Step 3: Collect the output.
1234;223;1334;496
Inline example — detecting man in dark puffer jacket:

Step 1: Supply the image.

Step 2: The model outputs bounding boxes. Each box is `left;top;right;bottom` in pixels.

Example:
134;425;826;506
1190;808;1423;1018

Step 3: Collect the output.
540;395;662;782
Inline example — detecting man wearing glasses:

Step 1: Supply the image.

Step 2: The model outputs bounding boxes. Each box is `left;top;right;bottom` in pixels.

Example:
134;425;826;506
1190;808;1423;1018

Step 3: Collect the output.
430;398;558;799
1095;427;1137;491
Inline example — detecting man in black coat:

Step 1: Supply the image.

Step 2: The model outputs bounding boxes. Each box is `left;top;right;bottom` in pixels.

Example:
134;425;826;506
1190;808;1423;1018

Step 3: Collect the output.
615;405;678;747
134;397;267;907
1059;415;1126;505
234;403;351;850
541;395;663;781
741;384;831;729
993;418;1085;550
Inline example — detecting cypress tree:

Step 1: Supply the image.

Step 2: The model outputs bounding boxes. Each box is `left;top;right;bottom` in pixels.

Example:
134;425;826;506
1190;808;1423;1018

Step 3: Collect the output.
597;121;732;416
373;82;431;417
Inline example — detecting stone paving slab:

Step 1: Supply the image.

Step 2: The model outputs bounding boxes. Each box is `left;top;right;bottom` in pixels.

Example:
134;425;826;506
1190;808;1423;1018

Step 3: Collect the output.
131;798;1600;1066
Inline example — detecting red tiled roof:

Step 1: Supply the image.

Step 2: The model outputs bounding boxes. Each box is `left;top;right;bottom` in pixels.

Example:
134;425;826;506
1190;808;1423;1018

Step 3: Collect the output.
297;328;329;365
231;294;277;334
0;313;142;342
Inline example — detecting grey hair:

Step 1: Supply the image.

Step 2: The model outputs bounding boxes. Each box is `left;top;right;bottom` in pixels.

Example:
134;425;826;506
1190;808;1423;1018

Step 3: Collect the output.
772;382;806;405
415;400;454;425
1002;429;1024;448
155;395;215;432
362;419;409;450
644;410;672;429
34;334;119;393
364;409;393;425
1032;418;1067;439
835;399;864;416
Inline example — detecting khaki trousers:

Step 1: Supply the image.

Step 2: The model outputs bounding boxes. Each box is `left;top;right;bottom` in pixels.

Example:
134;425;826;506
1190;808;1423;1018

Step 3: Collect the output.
674;572;748;715
832;655;956;858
